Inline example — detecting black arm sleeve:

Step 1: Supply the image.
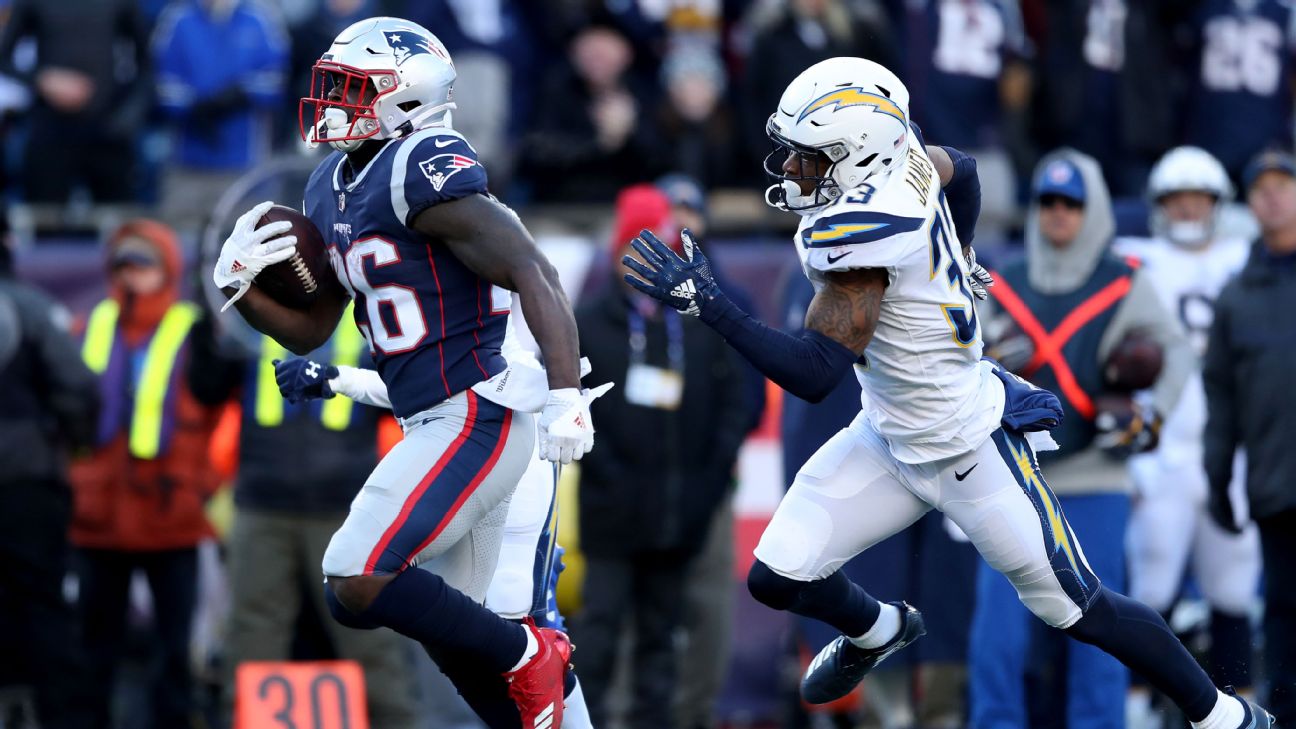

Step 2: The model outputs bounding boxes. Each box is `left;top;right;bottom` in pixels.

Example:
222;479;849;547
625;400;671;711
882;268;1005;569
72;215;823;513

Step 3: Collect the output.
699;293;858;403
941;146;982;247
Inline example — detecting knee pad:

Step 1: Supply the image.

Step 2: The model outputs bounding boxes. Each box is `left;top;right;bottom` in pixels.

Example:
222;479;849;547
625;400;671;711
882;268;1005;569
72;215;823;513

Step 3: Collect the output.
1004;559;1093;629
324;582;380;630
747;560;807;610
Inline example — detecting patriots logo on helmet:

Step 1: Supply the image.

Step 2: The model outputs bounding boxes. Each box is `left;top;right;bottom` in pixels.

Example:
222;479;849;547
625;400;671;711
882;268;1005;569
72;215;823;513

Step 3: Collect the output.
419;153;477;191
384;30;433;66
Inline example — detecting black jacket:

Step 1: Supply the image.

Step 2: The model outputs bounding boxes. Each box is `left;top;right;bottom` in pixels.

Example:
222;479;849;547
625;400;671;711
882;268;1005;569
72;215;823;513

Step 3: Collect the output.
0;0;151;137
518;68;666;203
0;278;99;485
188;316;380;514
1204;242;1296;520
576;289;749;557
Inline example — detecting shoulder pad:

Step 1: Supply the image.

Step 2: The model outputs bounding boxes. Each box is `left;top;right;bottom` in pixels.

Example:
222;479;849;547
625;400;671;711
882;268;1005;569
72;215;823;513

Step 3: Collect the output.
390;128;488;226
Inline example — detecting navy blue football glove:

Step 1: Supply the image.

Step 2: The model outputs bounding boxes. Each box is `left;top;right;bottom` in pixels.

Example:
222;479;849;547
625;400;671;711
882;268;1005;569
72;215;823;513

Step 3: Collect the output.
622;228;722;316
273;358;338;403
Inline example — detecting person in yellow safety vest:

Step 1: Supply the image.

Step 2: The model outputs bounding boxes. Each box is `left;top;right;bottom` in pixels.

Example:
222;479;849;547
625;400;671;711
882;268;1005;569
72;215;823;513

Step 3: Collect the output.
70;219;221;729
185;303;421;729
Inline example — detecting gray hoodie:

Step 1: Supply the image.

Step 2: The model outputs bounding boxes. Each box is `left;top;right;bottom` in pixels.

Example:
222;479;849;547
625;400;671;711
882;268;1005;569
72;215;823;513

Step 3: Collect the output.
993;149;1195;495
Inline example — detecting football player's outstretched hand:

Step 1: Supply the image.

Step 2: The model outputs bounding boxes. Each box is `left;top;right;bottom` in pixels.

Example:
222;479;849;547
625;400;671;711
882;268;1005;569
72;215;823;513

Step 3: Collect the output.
538;383;614;464
622;228;720;316
273;357;338;403
214;200;298;311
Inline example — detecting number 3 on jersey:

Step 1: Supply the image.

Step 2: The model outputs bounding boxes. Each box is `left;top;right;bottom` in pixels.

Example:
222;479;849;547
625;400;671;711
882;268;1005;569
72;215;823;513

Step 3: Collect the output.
929;198;978;346
328;238;429;354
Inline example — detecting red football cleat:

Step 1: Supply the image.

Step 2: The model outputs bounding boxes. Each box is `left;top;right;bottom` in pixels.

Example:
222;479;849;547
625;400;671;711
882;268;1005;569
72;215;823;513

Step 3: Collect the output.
503;618;572;729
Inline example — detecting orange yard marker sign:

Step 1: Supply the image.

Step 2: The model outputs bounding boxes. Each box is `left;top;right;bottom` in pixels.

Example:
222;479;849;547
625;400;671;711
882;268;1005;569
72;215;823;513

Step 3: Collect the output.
235;660;369;729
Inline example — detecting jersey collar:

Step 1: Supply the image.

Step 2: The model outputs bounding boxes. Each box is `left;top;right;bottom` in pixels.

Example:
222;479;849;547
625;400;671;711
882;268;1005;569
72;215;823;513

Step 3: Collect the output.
333;139;397;194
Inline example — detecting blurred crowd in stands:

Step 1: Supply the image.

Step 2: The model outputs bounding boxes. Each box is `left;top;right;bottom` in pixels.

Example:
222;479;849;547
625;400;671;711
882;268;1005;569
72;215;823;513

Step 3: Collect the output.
0;0;1291;239
4;1;1296;729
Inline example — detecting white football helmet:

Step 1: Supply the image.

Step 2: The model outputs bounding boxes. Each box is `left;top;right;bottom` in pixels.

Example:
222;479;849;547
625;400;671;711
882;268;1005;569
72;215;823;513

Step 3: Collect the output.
764;57;911;213
1146;146;1233;247
299;17;457;152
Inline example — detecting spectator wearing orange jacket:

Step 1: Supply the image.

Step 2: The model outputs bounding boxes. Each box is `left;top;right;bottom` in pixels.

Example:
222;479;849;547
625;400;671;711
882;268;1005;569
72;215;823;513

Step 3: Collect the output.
71;219;220;729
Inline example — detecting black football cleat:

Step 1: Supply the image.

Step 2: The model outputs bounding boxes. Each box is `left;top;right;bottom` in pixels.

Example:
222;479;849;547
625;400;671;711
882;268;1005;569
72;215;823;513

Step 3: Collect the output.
800;602;926;705
1226;687;1276;729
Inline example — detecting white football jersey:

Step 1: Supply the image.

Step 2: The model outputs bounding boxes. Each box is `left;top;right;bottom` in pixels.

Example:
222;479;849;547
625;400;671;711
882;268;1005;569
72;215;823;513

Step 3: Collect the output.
1112;235;1250;487
794;135;1004;464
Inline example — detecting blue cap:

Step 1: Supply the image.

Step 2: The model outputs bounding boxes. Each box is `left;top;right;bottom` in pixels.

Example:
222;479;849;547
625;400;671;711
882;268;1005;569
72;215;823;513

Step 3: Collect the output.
656;173;707;216
1034;159;1086;203
1243;149;1296;192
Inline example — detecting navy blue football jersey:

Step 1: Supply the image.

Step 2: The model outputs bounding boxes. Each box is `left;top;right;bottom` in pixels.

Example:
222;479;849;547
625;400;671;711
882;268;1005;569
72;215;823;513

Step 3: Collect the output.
905;0;1027;149
1185;0;1296;178
303;128;510;419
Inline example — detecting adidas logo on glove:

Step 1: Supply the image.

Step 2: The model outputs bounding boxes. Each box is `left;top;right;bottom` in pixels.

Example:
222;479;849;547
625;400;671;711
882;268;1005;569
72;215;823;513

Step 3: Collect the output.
670;279;697;300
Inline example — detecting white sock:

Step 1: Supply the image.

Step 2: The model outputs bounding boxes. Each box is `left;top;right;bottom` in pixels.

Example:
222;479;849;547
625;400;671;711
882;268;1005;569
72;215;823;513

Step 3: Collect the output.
508;625;539;673
849;603;901;650
1191;691;1246;729
561;679;594;729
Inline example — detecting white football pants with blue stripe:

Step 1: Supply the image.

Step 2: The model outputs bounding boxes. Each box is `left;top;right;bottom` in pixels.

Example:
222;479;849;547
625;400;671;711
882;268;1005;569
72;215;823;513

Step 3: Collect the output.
755;411;1100;629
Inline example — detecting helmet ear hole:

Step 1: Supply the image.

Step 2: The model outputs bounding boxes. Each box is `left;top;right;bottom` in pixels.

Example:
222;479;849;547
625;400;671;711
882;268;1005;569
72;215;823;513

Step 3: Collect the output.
857;153;878;168
397;100;420;112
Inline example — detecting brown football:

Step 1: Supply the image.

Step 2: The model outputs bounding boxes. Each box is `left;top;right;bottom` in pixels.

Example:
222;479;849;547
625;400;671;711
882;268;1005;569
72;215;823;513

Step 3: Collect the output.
253;205;332;309
1103;332;1163;392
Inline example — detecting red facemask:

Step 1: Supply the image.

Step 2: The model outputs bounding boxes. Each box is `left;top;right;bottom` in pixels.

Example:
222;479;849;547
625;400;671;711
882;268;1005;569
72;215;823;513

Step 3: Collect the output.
299;60;399;146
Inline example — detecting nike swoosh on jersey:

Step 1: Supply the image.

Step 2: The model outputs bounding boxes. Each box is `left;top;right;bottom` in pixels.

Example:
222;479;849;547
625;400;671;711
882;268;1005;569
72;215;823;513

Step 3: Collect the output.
826;251;851;265
434;138;456;148
954;463;978;481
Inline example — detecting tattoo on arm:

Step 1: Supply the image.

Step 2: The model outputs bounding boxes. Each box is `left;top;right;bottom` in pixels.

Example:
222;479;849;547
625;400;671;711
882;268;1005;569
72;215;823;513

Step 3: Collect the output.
806;267;888;354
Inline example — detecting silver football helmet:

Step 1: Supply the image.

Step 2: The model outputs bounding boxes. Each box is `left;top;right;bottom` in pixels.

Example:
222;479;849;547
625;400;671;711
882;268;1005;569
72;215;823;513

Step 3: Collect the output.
300;17;457;152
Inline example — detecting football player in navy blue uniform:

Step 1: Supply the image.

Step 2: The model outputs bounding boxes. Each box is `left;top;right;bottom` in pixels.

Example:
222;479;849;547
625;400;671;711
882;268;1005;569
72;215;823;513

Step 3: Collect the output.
1184;0;1296;183
212;17;597;729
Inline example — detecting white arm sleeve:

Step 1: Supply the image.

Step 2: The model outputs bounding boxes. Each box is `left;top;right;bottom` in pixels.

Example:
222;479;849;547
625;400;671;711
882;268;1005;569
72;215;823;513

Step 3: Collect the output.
329;365;392;410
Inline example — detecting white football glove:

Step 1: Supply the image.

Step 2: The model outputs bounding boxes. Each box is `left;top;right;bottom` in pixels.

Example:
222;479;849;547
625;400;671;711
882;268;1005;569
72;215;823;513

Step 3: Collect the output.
213;200;298;312
964;246;994;301
538;383;614;464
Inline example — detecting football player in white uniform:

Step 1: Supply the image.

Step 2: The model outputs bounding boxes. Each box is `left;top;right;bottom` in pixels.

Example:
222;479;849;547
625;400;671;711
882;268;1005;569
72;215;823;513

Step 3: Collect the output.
623;57;1274;729
1115;147;1262;711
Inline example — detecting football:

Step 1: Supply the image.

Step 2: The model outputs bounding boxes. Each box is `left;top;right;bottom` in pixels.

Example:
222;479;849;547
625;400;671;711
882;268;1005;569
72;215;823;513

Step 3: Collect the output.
253;205;332;309
1103;332;1163;392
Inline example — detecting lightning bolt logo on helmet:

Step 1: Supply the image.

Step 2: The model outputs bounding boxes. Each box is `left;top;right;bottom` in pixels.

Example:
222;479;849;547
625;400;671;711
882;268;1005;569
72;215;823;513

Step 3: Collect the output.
798;87;907;125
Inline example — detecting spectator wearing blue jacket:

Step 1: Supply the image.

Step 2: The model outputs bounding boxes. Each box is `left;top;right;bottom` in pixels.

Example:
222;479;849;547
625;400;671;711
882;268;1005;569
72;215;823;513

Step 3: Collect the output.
153;0;288;230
